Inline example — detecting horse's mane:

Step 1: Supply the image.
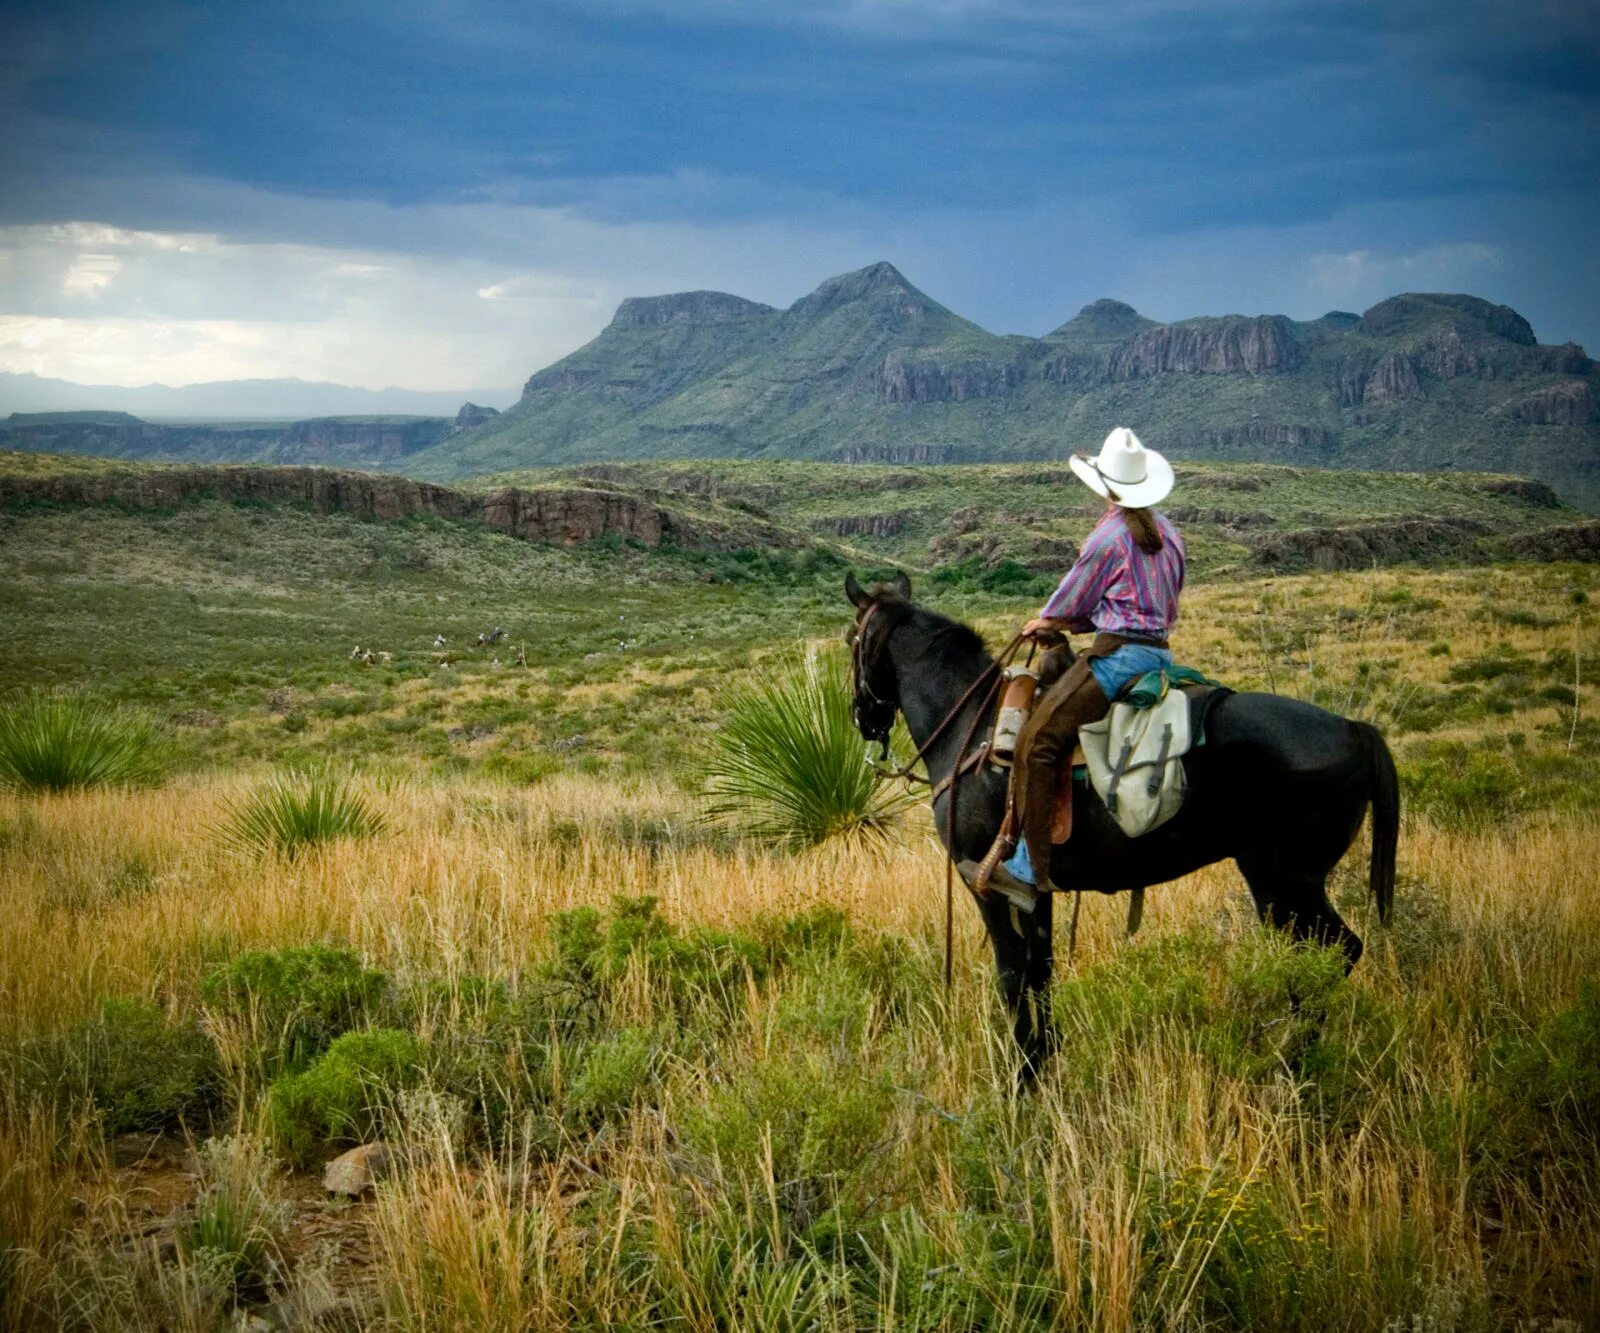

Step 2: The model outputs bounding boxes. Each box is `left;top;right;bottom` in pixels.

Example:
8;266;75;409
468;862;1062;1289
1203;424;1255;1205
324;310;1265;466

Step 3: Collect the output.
868;588;990;666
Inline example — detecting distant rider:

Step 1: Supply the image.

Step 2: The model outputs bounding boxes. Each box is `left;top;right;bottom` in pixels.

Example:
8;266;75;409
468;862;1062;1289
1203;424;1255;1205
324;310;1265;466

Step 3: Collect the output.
1002;427;1186;892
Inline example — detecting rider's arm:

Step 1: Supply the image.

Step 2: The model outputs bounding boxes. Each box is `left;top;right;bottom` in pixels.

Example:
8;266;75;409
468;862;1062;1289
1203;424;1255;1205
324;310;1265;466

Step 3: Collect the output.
1038;536;1116;630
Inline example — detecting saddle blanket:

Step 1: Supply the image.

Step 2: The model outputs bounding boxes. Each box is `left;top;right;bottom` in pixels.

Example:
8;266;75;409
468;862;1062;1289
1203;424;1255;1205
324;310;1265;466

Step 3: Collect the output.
1079;683;1194;838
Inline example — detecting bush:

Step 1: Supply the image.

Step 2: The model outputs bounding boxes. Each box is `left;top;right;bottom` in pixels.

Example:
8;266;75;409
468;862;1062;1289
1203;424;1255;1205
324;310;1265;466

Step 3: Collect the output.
268;1028;421;1165
566;1026;659;1124
79;998;217;1133
1401;746;1526;827
201;944;387;1075
0;692;167;793
215;770;387;859
702;651;913;847
1491;984;1600;1159
546;896;768;1021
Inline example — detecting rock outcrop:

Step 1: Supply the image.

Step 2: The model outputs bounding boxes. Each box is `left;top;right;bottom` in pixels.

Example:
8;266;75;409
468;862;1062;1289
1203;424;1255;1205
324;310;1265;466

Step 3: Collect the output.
1108;316;1301;379
878;353;1021;403
1509;381;1599;426
833;443;958;464
0;465;810;554
1503;521;1600;562
1178;422;1334;453
1246;516;1492;571
809;513;906;538
275;416;452;461
1341;352;1423;405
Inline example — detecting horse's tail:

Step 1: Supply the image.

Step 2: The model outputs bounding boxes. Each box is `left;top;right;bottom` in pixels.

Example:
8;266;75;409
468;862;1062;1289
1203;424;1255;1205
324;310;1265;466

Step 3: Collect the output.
1355;721;1398;924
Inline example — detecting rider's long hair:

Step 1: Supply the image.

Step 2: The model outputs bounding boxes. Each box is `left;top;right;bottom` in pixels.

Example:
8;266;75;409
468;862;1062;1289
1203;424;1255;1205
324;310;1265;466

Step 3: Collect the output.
1119;504;1164;555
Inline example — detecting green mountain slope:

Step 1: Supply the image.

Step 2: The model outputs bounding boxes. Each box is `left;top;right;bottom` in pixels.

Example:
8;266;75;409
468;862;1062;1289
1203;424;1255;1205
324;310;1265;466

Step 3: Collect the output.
407;264;1600;510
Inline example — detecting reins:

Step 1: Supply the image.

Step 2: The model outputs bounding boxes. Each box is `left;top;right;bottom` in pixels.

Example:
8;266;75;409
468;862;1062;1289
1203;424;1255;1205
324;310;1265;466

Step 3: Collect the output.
851;599;1028;990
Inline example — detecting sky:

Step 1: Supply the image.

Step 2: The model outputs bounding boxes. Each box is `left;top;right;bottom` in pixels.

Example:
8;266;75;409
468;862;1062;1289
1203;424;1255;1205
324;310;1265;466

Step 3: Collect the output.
0;0;1596;395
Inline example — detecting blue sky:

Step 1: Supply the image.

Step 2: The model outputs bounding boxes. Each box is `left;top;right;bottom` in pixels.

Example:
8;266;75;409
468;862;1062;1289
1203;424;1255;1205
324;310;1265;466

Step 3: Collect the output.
0;0;1596;391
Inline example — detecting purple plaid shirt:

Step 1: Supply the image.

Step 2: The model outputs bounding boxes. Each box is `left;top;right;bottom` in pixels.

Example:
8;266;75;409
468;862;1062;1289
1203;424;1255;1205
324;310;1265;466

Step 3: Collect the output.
1039;509;1185;639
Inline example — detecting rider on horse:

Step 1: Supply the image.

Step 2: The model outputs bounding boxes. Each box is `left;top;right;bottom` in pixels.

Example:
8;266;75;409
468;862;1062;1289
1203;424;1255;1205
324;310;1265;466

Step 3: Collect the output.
1003;427;1185;893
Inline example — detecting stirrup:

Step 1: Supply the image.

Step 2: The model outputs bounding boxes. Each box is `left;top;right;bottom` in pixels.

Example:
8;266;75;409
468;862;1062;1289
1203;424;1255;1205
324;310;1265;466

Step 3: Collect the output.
956;860;1038;914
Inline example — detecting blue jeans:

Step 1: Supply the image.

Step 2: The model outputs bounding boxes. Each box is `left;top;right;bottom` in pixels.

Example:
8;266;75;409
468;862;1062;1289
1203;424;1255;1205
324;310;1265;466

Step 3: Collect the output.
1089;643;1173;702
1003;641;1172;886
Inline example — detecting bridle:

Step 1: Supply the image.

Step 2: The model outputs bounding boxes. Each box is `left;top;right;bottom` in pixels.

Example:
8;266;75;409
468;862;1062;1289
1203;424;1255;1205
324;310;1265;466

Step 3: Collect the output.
849;595;1028;989
849;599;1026;786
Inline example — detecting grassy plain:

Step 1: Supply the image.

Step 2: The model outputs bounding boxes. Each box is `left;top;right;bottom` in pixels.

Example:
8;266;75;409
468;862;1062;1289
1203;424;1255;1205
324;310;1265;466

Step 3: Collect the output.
1;467;1598;1328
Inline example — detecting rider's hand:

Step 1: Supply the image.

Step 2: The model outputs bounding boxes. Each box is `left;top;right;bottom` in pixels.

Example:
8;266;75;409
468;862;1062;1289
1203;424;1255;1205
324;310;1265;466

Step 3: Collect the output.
1022;617;1064;639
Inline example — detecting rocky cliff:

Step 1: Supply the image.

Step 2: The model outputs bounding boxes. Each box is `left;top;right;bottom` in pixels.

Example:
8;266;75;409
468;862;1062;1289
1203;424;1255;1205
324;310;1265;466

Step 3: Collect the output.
1107;316;1302;379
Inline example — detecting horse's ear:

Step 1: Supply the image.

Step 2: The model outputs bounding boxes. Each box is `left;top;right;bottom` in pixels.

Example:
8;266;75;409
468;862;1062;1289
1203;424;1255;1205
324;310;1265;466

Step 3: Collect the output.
845;571;869;608
891;570;912;599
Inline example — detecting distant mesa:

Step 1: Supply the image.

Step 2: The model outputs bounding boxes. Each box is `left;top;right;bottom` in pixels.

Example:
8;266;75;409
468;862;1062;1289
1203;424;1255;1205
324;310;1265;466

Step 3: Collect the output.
453;402;500;433
610;291;777;328
1357;293;1537;345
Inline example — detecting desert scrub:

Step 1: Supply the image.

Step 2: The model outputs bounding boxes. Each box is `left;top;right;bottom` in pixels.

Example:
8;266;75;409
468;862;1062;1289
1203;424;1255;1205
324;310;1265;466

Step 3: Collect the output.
214;768;387;859
702;650;913;847
201;944;388;1079
268;1028;421;1166
1147;1162;1327;1329
177;1133;290;1299
0;692;167;792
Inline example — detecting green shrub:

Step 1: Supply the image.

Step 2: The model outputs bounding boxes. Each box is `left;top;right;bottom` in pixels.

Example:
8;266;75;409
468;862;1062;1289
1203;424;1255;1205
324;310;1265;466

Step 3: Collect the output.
268;1028;421;1165
201;944;387;1075
546;896;767;1018
702;651;913;847
1488;984;1600;1172
567;1026;659;1124
0;692;167;793
215;769;387;859
78;998;217;1133
680;1046;896;1220
1401;746;1526;826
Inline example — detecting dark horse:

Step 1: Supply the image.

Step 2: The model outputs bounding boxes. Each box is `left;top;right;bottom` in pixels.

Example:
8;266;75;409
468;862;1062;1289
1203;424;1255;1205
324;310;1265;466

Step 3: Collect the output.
845;572;1400;1083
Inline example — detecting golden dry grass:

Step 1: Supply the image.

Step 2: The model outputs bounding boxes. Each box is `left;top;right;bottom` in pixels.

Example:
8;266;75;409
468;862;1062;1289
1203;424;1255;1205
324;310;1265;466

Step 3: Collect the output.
2;563;1598;1329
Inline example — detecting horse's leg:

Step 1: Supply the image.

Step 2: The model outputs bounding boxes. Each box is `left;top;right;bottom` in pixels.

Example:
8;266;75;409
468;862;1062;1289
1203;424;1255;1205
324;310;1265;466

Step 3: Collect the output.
1237;856;1364;972
975;892;1055;1089
1018;890;1057;1085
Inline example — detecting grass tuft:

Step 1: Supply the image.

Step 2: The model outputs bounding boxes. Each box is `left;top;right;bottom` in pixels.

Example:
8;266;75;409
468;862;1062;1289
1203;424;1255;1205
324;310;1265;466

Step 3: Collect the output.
215;769;387;860
0;692;166;793
702;651;913;847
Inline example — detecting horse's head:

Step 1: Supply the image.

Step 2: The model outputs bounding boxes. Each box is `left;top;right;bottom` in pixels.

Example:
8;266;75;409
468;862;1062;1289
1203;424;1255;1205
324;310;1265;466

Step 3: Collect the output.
844;570;912;755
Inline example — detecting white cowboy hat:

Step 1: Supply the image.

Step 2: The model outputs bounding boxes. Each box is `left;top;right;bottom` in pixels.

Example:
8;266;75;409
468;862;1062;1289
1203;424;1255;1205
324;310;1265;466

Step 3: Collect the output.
1068;426;1174;508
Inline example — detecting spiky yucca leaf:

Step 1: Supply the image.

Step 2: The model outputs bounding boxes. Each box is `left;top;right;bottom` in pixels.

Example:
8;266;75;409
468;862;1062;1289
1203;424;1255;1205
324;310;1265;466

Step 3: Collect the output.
703;652;914;848
0;692;167;793
217;770;387;860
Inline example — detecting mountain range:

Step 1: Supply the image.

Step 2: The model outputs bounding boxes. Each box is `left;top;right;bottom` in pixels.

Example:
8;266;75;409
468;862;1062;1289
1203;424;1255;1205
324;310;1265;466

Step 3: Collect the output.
405;262;1600;510
0;371;515;420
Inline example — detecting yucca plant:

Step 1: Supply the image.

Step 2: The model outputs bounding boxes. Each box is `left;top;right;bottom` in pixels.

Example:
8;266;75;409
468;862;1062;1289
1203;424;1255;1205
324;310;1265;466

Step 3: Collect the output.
703;651;915;848
0;692;167;793
217;770;387;860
